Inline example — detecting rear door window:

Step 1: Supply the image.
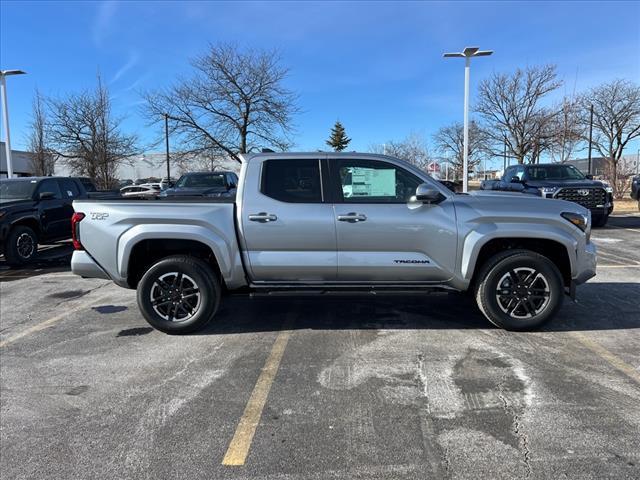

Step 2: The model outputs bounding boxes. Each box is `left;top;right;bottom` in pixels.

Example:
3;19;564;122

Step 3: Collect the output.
261;159;322;203
60;179;80;198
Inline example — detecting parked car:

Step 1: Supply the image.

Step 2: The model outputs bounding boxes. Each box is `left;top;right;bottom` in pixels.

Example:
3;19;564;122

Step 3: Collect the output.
631;175;640;211
481;164;614;226
71;152;596;334
159;171;238;198
438;180;461;193
0;176;100;264
120;184;161;199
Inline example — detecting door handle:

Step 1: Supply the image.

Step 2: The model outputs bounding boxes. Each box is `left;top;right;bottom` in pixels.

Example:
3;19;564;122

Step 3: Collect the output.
337;212;367;223
248;212;278;223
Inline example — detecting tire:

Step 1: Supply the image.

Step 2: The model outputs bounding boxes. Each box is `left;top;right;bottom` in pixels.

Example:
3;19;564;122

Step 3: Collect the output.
474;249;564;331
136;255;221;334
592;214;608;228
4;225;38;265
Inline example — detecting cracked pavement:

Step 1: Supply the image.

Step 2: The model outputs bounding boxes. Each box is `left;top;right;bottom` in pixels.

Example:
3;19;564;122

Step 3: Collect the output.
1;215;639;479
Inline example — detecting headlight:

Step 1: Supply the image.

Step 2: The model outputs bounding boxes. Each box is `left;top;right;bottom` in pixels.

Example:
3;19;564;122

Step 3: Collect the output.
538;187;557;197
561;212;588;232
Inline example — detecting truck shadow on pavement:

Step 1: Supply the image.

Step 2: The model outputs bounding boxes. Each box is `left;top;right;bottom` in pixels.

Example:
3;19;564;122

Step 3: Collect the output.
0;243;73;282
604;215;640;229
193;282;639;335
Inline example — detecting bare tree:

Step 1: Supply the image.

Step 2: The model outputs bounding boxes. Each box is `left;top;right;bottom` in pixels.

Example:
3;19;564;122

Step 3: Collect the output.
580;79;640;198
369;132;431;171
547;97;585;163
27;89;55;176
144;44;299;165
432;121;488;177
476;64;562;164
46;77;138;189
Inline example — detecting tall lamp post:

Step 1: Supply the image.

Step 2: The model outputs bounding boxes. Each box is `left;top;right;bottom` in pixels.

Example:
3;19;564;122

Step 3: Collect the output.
164;113;170;183
443;47;492;193
0;69;26;178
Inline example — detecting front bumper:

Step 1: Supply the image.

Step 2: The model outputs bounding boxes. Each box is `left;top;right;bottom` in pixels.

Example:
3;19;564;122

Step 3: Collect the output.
573;241;597;285
71;250;111;280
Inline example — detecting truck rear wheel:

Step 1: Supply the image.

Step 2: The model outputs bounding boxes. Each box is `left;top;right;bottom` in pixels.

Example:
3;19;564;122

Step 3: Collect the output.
137;255;220;334
475;250;564;331
4;225;39;266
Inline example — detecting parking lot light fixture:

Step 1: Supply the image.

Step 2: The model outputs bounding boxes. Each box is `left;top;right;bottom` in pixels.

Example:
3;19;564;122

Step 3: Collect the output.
0;69;27;179
443;47;493;193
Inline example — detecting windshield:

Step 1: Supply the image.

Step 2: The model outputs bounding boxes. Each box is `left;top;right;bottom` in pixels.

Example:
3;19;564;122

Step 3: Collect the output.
527;165;585;180
0;180;38;202
175;174;226;188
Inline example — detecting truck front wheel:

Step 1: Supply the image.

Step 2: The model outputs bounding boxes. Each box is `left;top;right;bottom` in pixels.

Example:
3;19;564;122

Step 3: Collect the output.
137;255;220;334
475;250;564;331
4;225;39;265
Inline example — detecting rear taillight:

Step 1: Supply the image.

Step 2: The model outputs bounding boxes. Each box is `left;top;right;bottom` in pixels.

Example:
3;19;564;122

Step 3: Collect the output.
71;212;85;250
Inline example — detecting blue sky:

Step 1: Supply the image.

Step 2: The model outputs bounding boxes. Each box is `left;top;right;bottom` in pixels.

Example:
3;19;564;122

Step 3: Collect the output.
1;0;639;167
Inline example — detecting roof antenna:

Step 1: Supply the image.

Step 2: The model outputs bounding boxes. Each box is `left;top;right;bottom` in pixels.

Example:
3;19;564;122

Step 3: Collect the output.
261;148;274;153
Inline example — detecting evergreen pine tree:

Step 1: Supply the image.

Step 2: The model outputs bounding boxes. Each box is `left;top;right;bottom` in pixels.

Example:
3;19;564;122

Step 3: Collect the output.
326;120;351;151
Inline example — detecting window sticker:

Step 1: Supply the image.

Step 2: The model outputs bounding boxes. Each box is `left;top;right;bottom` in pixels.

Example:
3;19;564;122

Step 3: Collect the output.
343;167;396;198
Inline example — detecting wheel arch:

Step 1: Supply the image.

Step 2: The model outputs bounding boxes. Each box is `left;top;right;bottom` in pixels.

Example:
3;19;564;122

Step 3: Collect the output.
465;234;574;289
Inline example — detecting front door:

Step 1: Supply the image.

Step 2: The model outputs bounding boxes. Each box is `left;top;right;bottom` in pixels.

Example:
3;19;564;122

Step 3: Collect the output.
240;157;337;282
35;179;68;241
330;157;458;283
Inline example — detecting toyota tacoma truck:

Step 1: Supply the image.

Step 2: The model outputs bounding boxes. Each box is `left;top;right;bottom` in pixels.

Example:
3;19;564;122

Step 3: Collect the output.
70;153;597;333
481;163;614;226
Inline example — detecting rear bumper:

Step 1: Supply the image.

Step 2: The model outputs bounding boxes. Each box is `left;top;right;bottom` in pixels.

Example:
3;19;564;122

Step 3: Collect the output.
573;241;597;285
71;250;111;280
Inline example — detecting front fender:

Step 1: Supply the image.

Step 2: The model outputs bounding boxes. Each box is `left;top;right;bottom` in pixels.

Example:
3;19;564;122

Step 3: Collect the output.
460;222;579;282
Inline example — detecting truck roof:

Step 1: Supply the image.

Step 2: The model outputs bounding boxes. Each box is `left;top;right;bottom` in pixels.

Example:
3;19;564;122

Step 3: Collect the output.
240;151;407;163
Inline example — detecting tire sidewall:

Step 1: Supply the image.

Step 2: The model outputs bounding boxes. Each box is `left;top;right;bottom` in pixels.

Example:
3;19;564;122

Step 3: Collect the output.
480;253;563;331
6;226;38;265
137;256;220;334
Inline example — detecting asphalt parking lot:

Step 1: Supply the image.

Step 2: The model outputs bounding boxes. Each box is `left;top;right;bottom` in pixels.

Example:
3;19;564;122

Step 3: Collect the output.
1;215;639;480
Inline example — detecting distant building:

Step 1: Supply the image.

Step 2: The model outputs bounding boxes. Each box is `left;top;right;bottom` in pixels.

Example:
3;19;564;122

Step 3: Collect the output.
54;152;241;181
566;154;639;176
0;142;35;177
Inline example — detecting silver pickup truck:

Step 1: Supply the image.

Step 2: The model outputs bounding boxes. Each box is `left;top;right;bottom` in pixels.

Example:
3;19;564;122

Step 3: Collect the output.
71;153;596;333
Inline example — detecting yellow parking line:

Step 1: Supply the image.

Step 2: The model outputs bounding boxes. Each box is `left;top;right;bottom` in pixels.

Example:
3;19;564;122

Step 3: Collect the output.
571;332;640;384
0;295;111;348
222;317;294;466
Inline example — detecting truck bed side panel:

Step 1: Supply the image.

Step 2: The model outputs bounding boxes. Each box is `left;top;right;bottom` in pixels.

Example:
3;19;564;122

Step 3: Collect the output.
72;200;246;289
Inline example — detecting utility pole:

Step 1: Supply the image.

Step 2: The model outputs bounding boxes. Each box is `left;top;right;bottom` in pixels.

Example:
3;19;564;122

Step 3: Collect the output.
164;113;170;182
0;70;26;178
503;135;507;171
587;104;594;175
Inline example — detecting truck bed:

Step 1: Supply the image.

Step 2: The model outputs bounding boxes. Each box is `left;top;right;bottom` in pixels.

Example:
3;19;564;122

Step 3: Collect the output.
72;198;245;289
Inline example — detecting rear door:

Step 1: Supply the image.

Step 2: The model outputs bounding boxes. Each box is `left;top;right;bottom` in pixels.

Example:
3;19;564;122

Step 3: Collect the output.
329;157;457;282
240;156;337;282
59;179;81;237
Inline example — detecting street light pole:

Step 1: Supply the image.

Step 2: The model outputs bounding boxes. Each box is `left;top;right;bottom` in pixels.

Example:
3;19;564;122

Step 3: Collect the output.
0;70;26;178
443;47;493;193
587;104;594;176
164;113;170;182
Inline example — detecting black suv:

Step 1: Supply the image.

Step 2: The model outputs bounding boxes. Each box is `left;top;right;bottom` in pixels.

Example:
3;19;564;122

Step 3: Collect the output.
481;164;614;227
0;177;94;265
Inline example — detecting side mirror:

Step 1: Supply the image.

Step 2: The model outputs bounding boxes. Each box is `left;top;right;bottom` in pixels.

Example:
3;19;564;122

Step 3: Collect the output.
585;174;594;180
510;176;522;184
415;183;442;203
39;191;56;200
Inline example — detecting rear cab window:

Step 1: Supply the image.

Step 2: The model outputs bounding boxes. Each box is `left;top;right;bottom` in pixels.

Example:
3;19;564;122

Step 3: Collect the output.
260;159;323;203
